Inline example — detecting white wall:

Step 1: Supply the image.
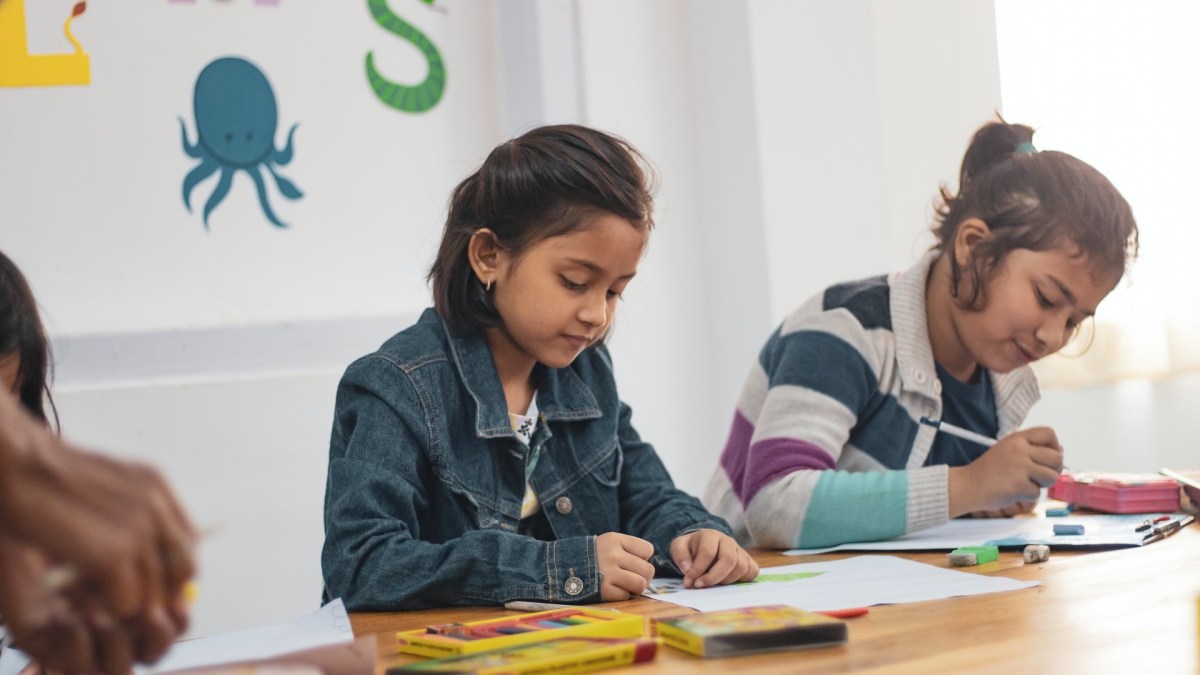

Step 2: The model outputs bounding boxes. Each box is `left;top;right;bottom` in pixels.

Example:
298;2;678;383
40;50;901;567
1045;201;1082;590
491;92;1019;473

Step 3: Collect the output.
1028;374;1200;473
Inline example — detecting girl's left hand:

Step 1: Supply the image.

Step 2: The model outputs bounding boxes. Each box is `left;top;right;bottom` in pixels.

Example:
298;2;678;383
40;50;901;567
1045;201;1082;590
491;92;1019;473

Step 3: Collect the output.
669;529;759;589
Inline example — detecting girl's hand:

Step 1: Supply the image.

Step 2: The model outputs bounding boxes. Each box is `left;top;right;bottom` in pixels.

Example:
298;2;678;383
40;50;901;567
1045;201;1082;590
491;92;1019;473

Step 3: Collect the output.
964;499;1037;519
0;394;197;621
595;532;655;601
949;427;1063;517
669;529;759;589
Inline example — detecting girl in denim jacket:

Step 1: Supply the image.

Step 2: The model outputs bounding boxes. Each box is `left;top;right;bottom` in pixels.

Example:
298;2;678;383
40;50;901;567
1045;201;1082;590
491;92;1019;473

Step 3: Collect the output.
322;125;758;610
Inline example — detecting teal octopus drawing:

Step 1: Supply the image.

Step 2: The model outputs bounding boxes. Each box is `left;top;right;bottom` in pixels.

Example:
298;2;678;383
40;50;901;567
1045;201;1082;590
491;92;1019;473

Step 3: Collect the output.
179;56;302;229
365;0;445;113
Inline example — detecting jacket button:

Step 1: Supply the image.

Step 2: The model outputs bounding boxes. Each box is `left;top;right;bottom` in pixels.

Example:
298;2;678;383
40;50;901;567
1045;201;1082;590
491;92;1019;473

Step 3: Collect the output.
556;496;573;515
564;576;584;595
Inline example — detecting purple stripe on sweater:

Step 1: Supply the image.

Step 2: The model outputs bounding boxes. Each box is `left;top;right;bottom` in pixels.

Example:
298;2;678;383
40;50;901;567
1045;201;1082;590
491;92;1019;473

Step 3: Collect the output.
739;437;836;508
719;411;756;501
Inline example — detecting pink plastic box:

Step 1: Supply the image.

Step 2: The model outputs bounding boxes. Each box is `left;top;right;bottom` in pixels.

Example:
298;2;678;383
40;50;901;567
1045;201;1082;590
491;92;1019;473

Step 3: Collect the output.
1048;472;1181;514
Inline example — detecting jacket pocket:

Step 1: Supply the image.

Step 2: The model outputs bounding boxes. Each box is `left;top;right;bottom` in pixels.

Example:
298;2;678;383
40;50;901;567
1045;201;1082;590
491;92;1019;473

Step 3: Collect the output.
587;440;623;488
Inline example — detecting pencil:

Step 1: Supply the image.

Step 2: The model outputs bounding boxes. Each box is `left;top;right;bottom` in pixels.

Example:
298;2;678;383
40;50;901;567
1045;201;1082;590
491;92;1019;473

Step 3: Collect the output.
504;601;574;612
919;417;997;447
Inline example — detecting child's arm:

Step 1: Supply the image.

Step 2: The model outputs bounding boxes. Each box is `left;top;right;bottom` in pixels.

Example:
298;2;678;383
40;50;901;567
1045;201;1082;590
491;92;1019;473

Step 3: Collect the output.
322;360;603;610
610;401;741;568
722;318;948;550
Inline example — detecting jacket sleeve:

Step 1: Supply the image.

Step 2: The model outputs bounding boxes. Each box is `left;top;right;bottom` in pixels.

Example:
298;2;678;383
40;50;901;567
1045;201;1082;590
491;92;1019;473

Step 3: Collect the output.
321;356;602;610
613;400;734;574
737;315;948;549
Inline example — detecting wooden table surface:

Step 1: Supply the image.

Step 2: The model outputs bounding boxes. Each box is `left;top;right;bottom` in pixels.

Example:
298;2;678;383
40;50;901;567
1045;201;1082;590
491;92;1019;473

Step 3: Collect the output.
350;526;1200;673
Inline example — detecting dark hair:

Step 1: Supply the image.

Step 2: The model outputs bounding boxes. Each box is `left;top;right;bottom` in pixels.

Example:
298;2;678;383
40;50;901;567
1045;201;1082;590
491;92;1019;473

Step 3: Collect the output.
932;119;1139;309
0;251;57;428
428;124;656;334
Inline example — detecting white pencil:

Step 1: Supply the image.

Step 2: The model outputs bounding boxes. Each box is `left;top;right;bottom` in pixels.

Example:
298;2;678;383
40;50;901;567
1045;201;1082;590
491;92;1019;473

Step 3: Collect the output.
919;417;997;447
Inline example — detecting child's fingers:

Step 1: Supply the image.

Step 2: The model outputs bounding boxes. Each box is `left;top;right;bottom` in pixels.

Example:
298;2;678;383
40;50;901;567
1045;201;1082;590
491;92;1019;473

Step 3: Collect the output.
742;555;760;582
1028;444;1064;471
86;607;136;675
1030;464;1060;490
668;535;694;575
690;540;739;589
1020;426;1061;451
619;554;656;587
715;548;756;586
682;534;721;588
601;568;653;601
617;534;654;560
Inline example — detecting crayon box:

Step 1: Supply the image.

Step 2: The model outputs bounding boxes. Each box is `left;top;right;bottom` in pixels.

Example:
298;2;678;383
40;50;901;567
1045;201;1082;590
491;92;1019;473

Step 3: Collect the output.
653;605;847;658
396;607;645;658
389;637;659;675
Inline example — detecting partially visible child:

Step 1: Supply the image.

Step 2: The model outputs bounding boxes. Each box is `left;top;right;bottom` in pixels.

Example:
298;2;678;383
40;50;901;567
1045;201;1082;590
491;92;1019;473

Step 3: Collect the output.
322;125;758;610
704;120;1139;549
0;251;56;426
0;250;194;673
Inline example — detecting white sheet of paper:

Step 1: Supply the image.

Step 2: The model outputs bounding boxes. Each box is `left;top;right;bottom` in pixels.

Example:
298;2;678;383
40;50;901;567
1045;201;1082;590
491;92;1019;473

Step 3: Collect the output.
783;513;1187;555
650;556;1037;612
146;598;355;673
0;646;31;675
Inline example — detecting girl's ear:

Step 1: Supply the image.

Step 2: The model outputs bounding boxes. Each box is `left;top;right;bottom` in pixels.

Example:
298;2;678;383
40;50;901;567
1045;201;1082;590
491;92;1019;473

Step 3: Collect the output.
953;218;992;267
467;228;505;287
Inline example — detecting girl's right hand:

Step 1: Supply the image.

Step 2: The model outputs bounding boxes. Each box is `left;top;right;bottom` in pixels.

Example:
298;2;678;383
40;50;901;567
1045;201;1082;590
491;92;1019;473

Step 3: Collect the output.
949;427;1063;517
595;532;655;601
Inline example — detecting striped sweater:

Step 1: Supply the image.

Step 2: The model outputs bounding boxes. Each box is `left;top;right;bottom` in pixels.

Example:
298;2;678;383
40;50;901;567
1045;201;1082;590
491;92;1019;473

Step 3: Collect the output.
702;252;1040;549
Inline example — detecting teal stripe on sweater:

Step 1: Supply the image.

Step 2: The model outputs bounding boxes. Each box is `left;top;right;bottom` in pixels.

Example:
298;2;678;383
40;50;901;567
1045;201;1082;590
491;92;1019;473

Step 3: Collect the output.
796;470;908;548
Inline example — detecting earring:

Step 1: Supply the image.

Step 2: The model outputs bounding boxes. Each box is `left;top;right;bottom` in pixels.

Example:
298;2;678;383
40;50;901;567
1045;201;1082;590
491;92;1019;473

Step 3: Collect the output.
485;278;493;292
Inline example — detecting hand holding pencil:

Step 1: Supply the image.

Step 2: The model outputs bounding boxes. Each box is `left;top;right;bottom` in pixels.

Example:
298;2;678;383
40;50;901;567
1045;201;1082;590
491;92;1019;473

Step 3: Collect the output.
947;425;1064;518
595;532;657;601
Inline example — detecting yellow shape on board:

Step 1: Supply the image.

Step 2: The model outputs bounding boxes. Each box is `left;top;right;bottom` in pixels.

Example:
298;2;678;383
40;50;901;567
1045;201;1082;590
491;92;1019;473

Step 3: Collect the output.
0;0;90;87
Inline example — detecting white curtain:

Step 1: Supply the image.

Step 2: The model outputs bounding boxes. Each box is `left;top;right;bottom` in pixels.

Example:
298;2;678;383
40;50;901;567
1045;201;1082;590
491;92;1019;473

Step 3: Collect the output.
995;0;1200;387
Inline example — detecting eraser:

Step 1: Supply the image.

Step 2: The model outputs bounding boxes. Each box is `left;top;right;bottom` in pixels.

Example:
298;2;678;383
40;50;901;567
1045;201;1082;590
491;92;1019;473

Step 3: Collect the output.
1053;523;1085;535
951;545;999;564
1022;544;1050;563
948;552;977;567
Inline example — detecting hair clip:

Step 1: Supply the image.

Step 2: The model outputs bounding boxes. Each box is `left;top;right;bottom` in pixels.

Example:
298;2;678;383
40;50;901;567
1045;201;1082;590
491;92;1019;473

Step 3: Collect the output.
1014;141;1037;155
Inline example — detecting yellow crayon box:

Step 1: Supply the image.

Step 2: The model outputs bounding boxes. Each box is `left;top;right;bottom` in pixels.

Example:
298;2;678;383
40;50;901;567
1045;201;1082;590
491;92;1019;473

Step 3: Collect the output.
653;605;847;658
396;607;645;658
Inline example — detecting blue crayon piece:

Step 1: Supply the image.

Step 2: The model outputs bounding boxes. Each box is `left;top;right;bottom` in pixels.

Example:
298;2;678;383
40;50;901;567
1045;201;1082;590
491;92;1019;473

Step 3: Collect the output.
1053;523;1085;535
1045;505;1075;517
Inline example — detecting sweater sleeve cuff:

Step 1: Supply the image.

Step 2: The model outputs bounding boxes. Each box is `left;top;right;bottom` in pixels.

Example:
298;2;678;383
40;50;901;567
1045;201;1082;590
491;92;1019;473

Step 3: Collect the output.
906;464;949;532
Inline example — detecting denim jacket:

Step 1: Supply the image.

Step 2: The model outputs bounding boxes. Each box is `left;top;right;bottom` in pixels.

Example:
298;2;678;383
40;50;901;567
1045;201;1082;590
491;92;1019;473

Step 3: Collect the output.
321;308;730;611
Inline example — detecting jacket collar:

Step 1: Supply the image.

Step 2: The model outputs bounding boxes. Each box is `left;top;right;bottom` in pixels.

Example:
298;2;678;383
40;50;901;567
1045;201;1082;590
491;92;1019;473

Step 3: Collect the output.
888;252;1040;430
432;310;602;439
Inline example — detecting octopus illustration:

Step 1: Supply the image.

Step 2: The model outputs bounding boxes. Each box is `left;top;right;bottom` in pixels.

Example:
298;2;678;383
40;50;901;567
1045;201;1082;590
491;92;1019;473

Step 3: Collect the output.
365;0;445;113
179;56;302;229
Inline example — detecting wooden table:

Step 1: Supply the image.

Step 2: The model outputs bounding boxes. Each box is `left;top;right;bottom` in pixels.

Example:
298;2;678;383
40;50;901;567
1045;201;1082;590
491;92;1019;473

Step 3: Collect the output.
351;526;1200;673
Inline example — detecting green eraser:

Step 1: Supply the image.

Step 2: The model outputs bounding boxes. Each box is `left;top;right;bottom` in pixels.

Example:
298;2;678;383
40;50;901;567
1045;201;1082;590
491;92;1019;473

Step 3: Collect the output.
951;545;999;564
